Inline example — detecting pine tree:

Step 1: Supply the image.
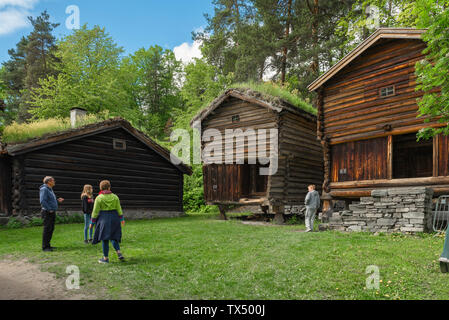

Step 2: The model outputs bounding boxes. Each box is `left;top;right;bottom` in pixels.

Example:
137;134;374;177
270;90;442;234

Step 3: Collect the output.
20;11;60;121
0;36;29;124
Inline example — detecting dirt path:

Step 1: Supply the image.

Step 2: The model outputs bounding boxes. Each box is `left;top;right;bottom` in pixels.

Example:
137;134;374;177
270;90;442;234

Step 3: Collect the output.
0;259;92;300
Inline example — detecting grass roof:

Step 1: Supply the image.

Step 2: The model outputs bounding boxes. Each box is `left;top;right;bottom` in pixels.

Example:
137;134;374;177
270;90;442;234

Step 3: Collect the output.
231;82;317;115
2;112;113;145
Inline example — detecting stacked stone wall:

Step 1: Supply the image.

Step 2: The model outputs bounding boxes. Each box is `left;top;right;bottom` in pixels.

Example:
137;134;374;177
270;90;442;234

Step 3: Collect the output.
329;187;434;233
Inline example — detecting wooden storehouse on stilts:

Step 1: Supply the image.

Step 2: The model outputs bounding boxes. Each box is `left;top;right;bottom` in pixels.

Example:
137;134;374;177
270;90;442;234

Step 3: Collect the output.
308;28;447;233
191;87;323;223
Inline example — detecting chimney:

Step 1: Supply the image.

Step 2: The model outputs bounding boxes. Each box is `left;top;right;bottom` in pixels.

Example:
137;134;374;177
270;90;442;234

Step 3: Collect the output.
70;108;87;128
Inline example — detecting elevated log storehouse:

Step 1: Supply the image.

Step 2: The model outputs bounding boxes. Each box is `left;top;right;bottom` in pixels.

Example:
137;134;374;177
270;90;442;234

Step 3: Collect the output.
308;28;448;212
191;88;323;222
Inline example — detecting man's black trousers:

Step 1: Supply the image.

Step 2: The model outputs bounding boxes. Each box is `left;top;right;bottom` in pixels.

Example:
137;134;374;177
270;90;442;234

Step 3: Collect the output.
41;210;56;249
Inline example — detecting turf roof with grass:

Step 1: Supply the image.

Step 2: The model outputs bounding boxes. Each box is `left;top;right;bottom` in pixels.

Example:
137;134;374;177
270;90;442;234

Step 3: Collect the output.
231;82;316;115
1;113;113;145
191;82;317;126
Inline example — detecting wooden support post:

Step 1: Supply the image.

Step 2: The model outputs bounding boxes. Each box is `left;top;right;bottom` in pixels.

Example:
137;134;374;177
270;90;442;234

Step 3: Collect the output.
218;205;228;221
272;205;285;225
387;135;393;180
434;134;440;177
321;192;333;222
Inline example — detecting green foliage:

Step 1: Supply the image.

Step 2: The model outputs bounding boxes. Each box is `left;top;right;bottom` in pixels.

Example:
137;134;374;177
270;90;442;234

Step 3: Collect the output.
6;218;23;229
55;214;84;225
2;111;113;144
198;0;355;100
183;165;218;214
415;0;449;139
29;25;139;122
337;0;418;53
29;217;43;227
125;45;183;139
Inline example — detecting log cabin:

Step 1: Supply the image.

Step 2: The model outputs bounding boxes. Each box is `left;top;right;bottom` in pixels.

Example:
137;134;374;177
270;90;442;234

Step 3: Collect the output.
307;28;448;213
0;116;192;221
191;87;323;222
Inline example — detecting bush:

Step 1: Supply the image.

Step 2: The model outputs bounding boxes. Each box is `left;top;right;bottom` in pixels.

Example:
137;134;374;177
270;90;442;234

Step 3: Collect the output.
286;215;304;226
29;217;43;227
6;218;23;229
183;164;217;214
55;213;84;225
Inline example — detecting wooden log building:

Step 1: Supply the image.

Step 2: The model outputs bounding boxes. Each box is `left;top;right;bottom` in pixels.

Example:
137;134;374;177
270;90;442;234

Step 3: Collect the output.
191;88;323;222
308;28;448;212
0;116;192;220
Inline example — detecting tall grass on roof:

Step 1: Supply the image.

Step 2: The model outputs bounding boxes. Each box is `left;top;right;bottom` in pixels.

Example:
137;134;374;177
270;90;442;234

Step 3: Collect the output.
2;112;111;145
232;81;317;115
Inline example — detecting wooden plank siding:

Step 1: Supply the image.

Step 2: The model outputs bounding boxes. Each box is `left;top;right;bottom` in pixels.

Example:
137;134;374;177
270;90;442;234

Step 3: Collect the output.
21;128;184;213
330;137;388;183
322;39;431;145
279;111;323;204
0;156;12;215
201;97;278;164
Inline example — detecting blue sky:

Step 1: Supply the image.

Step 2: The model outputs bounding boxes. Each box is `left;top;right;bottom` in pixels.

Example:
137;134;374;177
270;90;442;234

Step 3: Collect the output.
0;0;214;64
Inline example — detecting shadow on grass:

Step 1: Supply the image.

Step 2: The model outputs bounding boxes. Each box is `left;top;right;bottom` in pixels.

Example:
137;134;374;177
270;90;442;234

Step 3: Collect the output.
114;255;170;266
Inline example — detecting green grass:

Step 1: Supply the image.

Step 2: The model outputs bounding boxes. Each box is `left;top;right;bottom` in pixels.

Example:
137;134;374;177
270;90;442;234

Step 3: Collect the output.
0;214;447;300
231;81;317;116
2;111;113;145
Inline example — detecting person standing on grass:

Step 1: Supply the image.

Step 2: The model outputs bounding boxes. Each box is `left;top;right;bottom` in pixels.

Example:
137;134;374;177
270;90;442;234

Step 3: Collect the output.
40;176;64;252
304;185;320;233
90;180;125;264
81;185;94;244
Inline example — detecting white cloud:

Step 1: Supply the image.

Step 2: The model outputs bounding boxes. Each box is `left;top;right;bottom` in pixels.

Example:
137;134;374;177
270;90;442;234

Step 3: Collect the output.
0;0;38;36
173;40;202;64
0;0;37;9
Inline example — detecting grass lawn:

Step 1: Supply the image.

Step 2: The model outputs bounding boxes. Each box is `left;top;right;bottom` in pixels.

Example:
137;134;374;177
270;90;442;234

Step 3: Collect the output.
0;213;448;300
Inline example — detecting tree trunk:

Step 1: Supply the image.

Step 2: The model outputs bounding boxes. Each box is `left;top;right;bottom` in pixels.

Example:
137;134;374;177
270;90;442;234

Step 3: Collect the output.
281;0;293;85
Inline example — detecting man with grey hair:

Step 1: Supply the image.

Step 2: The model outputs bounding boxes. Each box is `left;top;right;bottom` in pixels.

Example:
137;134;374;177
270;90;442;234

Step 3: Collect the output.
304;185;321;232
40;176;64;252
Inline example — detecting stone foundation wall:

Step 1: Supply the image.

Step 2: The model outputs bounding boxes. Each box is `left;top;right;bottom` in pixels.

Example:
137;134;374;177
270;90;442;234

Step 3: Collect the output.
329;187;434;233
284;205;306;215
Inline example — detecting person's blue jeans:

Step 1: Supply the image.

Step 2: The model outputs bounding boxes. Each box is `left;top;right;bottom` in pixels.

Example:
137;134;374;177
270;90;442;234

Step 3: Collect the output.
102;240;120;258
84;214;93;241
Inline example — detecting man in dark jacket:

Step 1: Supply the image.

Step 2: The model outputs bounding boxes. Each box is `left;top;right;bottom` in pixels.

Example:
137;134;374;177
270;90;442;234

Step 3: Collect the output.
40;176;64;252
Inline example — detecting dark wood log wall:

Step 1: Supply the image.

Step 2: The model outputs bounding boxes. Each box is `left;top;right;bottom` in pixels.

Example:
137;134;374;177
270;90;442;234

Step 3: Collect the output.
20;128;184;214
201;96;322;206
202;97;278;203
331;137;388;183
201;97;278;164
203;164;242;202
277;111;323;204
0;156;12;215
321;39;431;145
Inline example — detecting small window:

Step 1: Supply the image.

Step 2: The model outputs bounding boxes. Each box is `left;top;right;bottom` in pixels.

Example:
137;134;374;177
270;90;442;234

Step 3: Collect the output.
232;115;240;123
380;85;395;98
113;139;126;150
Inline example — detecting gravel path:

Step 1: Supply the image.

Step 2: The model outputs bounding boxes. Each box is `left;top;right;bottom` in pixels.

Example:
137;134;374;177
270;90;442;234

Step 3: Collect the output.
0;259;91;300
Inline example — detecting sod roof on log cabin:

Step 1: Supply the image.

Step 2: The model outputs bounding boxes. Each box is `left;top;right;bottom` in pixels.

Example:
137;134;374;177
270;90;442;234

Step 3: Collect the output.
0;118;192;175
190;86;317;127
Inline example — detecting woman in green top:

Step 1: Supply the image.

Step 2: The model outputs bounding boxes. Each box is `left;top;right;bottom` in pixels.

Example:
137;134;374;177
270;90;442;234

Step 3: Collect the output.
90;180;125;264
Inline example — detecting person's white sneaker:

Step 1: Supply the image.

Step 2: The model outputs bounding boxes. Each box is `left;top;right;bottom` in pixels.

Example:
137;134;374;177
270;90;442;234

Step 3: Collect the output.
439;257;449;263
